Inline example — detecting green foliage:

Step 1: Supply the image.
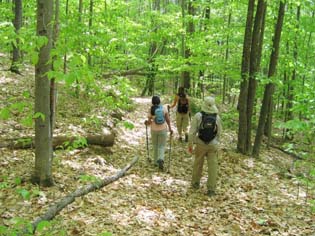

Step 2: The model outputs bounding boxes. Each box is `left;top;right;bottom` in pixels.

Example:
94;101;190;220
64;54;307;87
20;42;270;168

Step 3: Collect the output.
0;218;33;236
61;137;88;150
36;220;52;233
79;174;100;183
98;232;113;236
16;188;31;200
122;121;135;130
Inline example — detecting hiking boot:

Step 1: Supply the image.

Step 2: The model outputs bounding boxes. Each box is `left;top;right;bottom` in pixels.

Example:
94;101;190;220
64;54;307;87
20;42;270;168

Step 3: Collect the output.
157;159;164;171
185;134;188;142
207;190;215;197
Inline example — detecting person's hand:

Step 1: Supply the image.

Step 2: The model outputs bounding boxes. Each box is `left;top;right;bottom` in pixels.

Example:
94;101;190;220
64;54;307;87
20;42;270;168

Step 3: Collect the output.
169;129;173;136
188;146;193;154
144;120;151;126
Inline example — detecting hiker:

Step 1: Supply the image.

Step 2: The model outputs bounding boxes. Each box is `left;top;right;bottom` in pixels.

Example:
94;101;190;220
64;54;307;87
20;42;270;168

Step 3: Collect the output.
169;86;190;142
188;96;222;197
145;95;173;170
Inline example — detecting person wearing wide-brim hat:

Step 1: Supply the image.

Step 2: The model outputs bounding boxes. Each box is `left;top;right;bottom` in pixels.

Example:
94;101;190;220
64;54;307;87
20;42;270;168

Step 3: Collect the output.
188;96;222;197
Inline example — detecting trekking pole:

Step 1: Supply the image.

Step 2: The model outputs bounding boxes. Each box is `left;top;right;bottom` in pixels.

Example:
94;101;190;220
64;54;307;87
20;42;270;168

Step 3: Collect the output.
145;121;151;162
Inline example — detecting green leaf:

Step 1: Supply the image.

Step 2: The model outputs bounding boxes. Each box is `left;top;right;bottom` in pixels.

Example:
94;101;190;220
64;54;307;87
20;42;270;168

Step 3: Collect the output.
33;112;45;121
14;177;22;185
0;108;10;120
123;121;135;130
17;188;31;200
36;220;51;232
21;115;34;127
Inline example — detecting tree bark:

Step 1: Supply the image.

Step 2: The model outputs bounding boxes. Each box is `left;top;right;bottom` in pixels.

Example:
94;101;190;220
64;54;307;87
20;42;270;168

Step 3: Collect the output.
10;0;22;74
21;156;139;235
33;0;54;187
245;0;266;152
253;1;286;157
237;0;255;154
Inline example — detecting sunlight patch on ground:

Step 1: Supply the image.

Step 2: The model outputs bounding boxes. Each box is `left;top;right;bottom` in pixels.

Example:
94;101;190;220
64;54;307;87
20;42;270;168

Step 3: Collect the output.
0;76;14;84
135;207;158;225
132;97;151;104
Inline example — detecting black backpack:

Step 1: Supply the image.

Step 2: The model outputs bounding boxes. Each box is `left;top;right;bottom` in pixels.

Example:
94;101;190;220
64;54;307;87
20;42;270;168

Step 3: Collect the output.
198;112;217;143
177;94;189;114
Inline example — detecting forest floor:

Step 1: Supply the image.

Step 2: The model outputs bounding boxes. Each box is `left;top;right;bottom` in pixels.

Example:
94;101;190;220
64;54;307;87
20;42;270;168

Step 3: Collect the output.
0;66;315;236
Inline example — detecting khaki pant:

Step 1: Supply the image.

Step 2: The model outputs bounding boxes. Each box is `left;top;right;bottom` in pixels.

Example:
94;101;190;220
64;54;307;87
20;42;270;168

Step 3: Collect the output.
151;129;167;165
191;143;218;191
175;112;189;137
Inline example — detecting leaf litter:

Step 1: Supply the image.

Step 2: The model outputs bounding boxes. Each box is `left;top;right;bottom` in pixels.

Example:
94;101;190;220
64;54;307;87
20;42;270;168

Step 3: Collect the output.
0;72;314;235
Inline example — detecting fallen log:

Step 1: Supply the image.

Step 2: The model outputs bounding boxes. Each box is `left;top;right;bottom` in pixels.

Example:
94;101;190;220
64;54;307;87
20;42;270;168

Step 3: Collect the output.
0;134;115;149
20;156;139;235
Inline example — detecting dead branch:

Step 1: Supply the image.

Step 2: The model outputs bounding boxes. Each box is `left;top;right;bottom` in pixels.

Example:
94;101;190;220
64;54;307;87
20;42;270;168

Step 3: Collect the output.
20;156;139;235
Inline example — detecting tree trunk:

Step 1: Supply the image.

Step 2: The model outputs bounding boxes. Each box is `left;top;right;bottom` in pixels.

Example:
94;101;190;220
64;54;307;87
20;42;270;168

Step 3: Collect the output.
222;11;231;105
181;0;195;90
63;0;69;73
50;0;60;136
10;0;22;74
284;5;300;140
88;0;93;66
253;0;286;157
237;0;255;154
245;0;266;152
33;0;54;187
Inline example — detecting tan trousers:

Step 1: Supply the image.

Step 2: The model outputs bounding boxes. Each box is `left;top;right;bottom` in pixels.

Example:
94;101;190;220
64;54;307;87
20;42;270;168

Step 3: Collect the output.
191;143;218;191
175;112;189;137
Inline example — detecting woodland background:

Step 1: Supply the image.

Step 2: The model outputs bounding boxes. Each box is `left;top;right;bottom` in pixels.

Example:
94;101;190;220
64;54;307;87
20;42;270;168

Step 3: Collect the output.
0;0;315;235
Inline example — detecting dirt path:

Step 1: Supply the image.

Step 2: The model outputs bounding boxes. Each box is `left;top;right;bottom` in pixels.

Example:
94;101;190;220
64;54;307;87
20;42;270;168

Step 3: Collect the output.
1;95;314;236
54;97;314;236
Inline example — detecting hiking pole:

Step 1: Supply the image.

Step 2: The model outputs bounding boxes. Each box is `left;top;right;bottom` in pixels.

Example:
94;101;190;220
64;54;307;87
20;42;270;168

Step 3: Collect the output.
145;121;151;162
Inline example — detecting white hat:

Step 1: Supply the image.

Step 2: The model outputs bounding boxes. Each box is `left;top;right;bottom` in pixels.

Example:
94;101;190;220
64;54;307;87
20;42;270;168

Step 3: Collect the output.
201;96;219;113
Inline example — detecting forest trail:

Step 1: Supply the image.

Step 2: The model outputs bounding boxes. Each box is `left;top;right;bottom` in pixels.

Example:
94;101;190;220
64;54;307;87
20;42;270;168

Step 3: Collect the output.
67;97;314;236
1;92;314;235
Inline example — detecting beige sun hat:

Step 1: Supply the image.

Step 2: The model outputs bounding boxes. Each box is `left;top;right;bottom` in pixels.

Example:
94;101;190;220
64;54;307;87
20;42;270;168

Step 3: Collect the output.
201;96;219;114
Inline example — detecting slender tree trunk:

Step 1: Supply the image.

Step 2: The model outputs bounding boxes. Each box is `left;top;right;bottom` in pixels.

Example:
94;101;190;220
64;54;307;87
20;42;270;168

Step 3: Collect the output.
75;0;83;97
237;0;255;154
63;0;69;73
32;0;54;187
222;11;231;105
10;0;22;74
284;5;300;140
253;0;286;157
50;0;60;136
245;0;266;152
88;0;93;66
182;0;195;90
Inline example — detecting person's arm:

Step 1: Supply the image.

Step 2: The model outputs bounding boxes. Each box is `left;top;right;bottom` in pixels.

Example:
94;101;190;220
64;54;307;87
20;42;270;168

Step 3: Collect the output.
216;115;223;141
145;110;153;126
187;96;191;120
165;111;173;135
188;113;200;153
169;95;179;109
